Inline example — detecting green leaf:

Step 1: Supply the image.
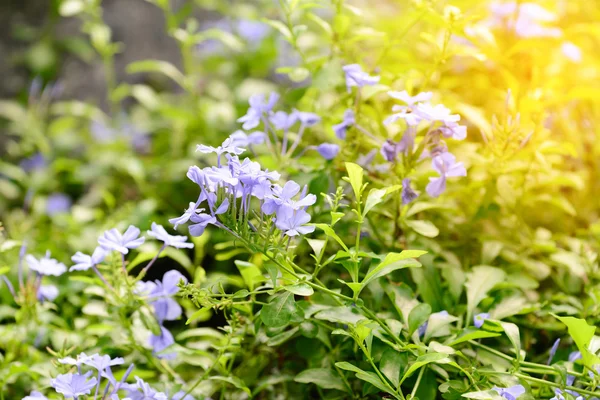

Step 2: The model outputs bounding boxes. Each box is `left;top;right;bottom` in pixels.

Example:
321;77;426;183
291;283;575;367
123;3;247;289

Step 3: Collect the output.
315;306;366;325
127;60;186;87
380;349;407;387
235;260;264;290
335;361;364;373
185;308;211;325
462;390;503;399
294;368;346;391
267;327;299;346
313;224;349;251
283;283;314;296
356;371;398;398
448;329;501;346
400;353;449;384
405;220;439;238
59;0;85;16
363;185;401;216
362;250;426;287
345;162;364;200
262;19;293;41
554;315;600;368
408;303;431;336
465;266;506;317
261;292;296;328
208;376;251;395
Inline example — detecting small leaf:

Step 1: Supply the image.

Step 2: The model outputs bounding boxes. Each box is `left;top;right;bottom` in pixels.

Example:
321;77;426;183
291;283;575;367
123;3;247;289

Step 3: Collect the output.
208;376;251;395
262;19;293;41
345;162;364;200
313;224;349;251
315;306;366;325
261;292;296;328
294;368;346;391
361;253;423;288
267;327;299;346
363;185;401;216
448;329;501;346
235;260;264;290
405;220;439;238
284;283;314;296
465;266;506;317
408;303;431;336
380;349;407;387
400;353;449;383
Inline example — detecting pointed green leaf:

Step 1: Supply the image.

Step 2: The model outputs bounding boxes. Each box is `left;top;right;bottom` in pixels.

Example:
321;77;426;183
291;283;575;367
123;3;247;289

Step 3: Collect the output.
400;353;449;384
345;162;364;200
294;368;346;391
465;266;506;317
554;315;600;368
261;292;296;328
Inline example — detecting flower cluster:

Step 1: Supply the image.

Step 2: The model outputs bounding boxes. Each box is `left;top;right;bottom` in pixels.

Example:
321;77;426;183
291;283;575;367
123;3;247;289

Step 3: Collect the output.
172;137;316;240
24;353;192;399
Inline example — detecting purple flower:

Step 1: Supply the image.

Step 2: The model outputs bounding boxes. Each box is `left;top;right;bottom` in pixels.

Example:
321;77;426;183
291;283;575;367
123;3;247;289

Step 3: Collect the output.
148;223;194;249
439;122;467;140
316;143;340;160
473;312;490;328
22;391;48;400
292;110;321;127
188;213;217;237
415;103;461;125
150;326;176;360
569;351;582;362
548;338;560;365
333;109;355;139
169;202;204;229
70;247;107;272
551;388;583;400
98;225;145;254
418;310;448;337
140;270;187;321
46;193;72;216
388;90;433;106
262;181;316;215
342;64;380;92
123;377;168;400
20;153;46;172
493;385;526;400
82;353;125;371
197;138;245;159
426;152;467;198
58;353;92;367
275;206;315;237
37;285;59;302
229;130;266;147
380;140;403;162
172;391;195;400
270;111;298;131
51;372;97;398
26;252;67;276
237;92;280;130
401;178;418;205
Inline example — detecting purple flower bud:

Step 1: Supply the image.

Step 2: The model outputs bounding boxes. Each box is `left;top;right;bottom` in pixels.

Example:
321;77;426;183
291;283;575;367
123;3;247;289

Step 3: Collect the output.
316;143;340;160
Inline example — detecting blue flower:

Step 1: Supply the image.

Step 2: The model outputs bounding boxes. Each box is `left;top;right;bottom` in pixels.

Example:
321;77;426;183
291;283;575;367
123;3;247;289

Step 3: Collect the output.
384;90;432;126
380;140;403;162
426;152;467;198
342;64;380;92
51;372;97;398
82;353;125;371
20;153;46;172
169;202;204;229
98;225;145;254
473;312;490;328
172;391;195;400
316;143;340;160
275;206;315;237
196;138;245;166
138;270;187;321
148;223;194;249
46;193;72;216
123;377;168;400
37;285;59;302
548;338;560;365
401;178;418;205
492;385;526;400
26;252;67;276
237;92;279;130
188;213;217;237
292;109;321;127
70;247;107;272
262;181;316;216
58;352;92;367
22;391;48;400
569;351;582;362
150;326;176;360
270;111;297;131
229;130;266;147
388;90;433;106
333;109;355;139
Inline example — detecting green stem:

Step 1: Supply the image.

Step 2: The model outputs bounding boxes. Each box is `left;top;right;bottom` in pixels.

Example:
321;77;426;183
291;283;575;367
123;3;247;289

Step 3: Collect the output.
410;366;425;398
